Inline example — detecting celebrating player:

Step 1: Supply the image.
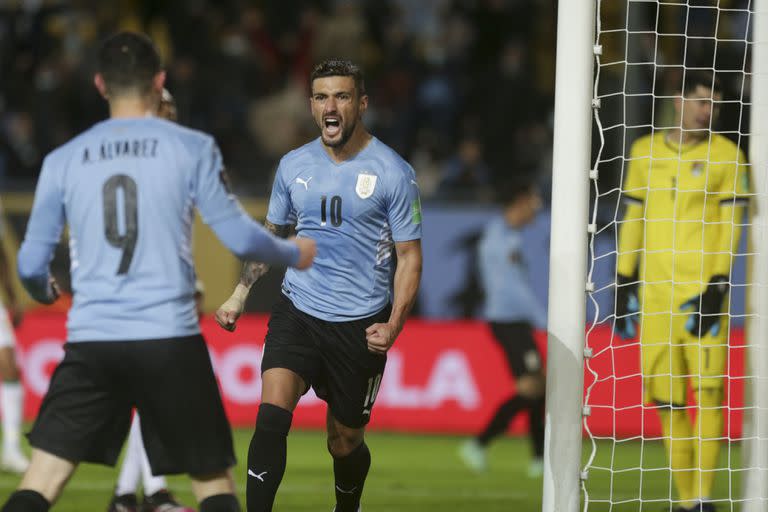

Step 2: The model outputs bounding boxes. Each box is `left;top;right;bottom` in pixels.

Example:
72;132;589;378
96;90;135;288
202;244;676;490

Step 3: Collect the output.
107;88;192;512
0;209;27;474
2;31;315;512
458;181;546;477
615;71;748;512
215;59;423;512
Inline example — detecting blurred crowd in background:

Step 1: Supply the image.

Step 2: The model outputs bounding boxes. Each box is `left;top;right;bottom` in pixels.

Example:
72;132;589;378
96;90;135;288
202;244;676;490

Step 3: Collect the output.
0;0;760;320
0;0;558;200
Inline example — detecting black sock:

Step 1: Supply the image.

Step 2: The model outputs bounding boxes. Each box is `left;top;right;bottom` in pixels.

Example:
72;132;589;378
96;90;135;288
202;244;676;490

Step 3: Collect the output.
246;403;293;512
478;395;525;445
529;397;545;458
333;442;371;512
200;493;241;512
1;490;50;512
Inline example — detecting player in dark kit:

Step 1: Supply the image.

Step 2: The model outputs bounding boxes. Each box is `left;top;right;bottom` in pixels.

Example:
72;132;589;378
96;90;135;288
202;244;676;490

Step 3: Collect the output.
2;32;315;512
458;181;546;476
216;59;423;512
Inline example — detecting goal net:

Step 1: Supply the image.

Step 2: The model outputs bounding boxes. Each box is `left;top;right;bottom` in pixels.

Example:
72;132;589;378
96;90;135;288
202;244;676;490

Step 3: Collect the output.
579;1;768;511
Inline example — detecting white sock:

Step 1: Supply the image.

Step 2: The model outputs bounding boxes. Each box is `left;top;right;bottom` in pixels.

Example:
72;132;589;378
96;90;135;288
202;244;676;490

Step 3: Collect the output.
115;415;143;496
141;439;167;496
1;381;23;455
129;413;167;496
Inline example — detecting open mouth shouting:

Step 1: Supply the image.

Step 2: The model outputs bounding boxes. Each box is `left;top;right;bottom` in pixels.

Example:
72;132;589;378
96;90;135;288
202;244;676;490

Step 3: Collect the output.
323;115;342;139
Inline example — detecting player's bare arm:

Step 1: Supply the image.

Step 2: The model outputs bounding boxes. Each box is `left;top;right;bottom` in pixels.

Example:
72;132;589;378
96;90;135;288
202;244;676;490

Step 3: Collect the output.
0;238;22;327
215;220;295;332
366;239;422;354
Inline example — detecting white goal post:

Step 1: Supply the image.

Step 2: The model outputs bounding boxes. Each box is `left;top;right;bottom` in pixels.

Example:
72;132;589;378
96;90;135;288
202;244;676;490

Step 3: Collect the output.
743;4;768;511
542;0;595;510
544;1;768;511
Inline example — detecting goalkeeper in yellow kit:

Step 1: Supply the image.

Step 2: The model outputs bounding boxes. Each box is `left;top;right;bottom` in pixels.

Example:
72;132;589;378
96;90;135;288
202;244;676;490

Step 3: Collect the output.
615;71;748;512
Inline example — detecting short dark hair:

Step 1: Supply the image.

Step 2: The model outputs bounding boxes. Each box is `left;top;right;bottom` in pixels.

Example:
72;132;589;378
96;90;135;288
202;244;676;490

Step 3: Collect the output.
310;59;366;96
681;70;723;97
97;32;161;96
496;179;538;206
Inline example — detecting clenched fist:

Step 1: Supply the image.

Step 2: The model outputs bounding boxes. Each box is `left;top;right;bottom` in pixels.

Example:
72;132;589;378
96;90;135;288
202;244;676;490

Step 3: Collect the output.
215;284;248;332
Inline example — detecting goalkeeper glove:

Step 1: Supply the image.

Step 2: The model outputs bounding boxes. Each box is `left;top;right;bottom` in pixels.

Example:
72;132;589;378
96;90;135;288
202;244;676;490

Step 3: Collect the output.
614;273;640;340
679;274;729;338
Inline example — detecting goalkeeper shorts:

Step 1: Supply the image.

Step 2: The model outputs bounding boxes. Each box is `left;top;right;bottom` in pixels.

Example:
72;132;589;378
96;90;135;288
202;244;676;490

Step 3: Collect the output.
639;305;728;405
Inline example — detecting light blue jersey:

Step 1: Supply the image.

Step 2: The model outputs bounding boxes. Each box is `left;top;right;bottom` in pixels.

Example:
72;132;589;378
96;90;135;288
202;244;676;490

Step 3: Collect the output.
267;137;422;321
479;217;546;327
20;117;298;342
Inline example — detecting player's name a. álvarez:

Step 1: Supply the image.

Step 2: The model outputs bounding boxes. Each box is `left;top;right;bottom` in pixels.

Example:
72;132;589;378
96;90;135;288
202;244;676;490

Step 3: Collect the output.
81;137;159;164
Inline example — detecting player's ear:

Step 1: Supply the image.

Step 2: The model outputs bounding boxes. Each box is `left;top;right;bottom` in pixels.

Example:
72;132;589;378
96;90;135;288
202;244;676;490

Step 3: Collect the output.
359;93;368;116
94;74;109;100
673;93;683;116
153;70;167;93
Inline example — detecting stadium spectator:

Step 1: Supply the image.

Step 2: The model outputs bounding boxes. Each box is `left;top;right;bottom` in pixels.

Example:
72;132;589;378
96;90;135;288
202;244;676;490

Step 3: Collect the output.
0;1;556;194
614;71;748;512
435;134;492;201
0;203;26;474
215;59;422;512
2;31;315;512
458;180;546;476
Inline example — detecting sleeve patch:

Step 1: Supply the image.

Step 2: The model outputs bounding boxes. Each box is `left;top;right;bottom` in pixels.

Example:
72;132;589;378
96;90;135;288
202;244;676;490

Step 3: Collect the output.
411;199;422;224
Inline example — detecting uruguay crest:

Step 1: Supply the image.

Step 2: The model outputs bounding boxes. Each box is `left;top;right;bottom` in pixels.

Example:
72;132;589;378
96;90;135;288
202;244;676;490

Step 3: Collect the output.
691;161;705;176
356;173;377;199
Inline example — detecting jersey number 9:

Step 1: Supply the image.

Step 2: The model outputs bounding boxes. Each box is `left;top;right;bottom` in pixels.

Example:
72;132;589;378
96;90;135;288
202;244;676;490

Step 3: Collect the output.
103;174;138;275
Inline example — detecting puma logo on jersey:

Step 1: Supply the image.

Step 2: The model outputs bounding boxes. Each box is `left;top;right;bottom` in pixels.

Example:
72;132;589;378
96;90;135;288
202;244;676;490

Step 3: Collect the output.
295;176;313;190
248;469;268;481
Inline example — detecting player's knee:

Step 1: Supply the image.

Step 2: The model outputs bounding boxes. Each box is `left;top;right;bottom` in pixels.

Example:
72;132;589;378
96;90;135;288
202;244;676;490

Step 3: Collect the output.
255;403;293;436
327;427;364;458
517;374;545;399
260;369;305;411
199;493;240;512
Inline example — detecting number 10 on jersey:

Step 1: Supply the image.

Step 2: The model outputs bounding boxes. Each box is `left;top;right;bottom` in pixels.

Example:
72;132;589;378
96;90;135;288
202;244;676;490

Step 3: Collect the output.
320;195;343;227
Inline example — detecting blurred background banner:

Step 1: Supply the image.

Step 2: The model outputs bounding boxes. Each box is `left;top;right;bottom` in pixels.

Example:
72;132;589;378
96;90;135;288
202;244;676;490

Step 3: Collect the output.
12;311;748;438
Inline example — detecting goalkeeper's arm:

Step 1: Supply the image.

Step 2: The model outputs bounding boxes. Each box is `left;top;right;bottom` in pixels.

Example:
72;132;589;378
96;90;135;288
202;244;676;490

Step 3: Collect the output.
215;220;293;331
680;162;748;338
614;194;644;339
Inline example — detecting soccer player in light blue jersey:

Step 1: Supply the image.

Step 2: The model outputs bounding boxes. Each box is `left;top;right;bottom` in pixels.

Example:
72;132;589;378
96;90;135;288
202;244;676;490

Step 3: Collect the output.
107;88;194;512
457;180;547;477
215;60;423;512
1;32;315;512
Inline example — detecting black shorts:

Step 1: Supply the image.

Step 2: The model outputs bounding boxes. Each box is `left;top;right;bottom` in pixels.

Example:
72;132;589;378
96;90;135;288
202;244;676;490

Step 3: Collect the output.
261;295;390;429
28;335;235;476
489;322;543;378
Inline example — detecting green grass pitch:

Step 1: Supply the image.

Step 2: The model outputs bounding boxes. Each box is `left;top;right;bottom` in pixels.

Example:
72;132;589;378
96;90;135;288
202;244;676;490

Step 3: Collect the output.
0;429;744;511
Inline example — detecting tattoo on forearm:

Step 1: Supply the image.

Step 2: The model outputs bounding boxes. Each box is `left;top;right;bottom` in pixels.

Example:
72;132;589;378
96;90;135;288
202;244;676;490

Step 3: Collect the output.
239;261;269;288
238;221;292;288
